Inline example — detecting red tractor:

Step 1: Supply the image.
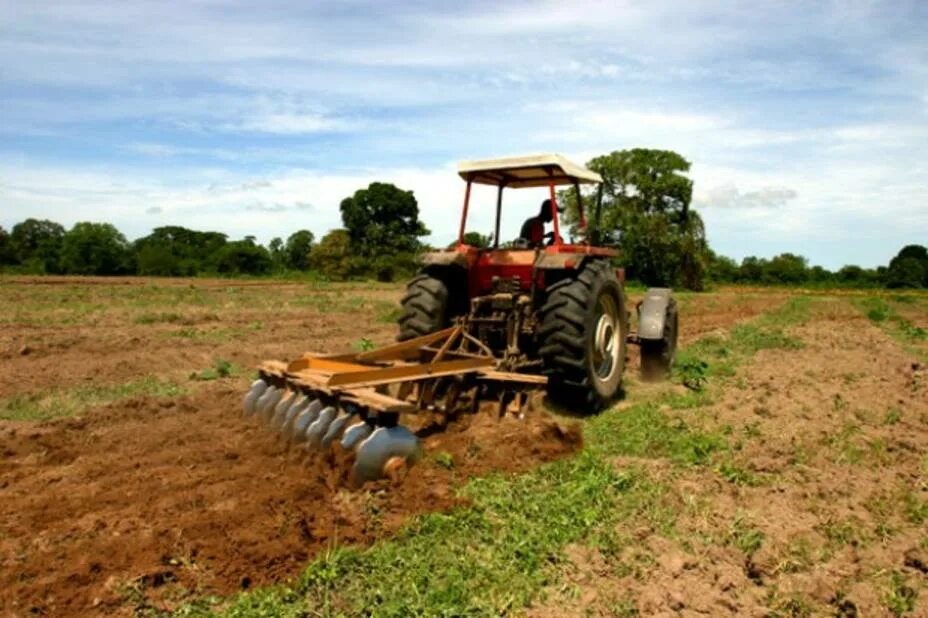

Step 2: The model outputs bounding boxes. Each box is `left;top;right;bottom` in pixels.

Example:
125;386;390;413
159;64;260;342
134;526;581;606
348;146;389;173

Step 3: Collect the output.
398;154;678;410
247;154;679;483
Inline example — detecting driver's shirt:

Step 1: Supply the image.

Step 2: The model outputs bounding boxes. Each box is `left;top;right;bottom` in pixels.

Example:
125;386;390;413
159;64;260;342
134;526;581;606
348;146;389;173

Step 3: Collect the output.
520;217;544;245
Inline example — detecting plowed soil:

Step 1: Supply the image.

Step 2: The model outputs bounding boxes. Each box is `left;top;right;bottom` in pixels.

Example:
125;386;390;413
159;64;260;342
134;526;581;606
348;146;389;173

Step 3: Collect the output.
0;278;785;616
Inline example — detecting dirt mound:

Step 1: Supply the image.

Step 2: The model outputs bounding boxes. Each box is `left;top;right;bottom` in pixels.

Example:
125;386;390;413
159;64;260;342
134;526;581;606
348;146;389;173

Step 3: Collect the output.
0;385;580;616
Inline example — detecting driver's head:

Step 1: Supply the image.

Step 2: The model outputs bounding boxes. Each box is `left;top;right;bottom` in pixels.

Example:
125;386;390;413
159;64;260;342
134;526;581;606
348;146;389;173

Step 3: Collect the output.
539;199;554;222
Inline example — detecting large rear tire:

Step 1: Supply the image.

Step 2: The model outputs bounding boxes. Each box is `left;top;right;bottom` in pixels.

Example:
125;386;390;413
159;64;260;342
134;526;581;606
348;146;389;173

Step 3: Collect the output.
538;260;628;411
397;274;449;341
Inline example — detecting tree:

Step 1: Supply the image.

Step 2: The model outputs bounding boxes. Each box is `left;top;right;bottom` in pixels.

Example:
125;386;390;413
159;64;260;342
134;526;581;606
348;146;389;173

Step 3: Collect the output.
133;226;228;275
461;231;492;249
60;222;131;275
886;257;925;289
284;230;315;270
561;149;707;290
765;253;808;284
738;256;767;283
309;229;364;280
887;244;928;288
340;182;430;257
706;250;739;283
213;239;272;275
0;226;14;265
268;237;285;271
10;218;66;273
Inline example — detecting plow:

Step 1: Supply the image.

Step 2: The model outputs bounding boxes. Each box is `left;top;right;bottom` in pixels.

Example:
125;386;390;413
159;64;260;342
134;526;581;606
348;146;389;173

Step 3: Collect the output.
243;154;679;485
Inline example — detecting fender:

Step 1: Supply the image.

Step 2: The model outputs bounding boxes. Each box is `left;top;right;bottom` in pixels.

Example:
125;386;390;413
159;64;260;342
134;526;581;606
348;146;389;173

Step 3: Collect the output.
419;250;470;268
637;287;674;341
533;253;586;270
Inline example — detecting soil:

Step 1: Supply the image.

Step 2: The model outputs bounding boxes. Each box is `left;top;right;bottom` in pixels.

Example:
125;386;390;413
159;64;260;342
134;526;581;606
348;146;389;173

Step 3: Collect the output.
0;278;789;616
528;297;928;616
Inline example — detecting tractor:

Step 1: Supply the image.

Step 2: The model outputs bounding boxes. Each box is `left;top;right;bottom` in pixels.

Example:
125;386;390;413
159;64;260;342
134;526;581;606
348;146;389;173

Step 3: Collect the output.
245;154;677;484
398;153;678;408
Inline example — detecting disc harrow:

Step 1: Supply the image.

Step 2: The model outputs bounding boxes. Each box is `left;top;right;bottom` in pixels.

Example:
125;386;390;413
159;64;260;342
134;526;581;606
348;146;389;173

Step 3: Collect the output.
243;326;547;485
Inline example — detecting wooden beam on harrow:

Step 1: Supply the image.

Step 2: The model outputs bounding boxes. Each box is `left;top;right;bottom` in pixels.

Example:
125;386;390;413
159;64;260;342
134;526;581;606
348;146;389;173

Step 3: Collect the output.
326;357;493;389
478;370;548;385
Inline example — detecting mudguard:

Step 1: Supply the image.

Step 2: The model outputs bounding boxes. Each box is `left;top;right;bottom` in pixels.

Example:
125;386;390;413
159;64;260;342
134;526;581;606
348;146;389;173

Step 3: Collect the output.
637;287;673;340
420;250;469;268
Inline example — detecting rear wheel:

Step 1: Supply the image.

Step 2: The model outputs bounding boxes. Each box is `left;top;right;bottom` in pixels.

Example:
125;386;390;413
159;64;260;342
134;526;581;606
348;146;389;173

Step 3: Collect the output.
397;274;449;341
538;260;628;411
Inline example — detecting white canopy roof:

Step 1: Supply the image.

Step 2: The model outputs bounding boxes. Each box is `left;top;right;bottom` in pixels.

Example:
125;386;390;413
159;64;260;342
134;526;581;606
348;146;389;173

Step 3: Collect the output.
457;153;602;188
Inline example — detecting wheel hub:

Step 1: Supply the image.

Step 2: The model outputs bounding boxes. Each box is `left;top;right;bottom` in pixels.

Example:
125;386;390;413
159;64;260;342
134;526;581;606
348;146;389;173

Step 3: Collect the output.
592;295;620;383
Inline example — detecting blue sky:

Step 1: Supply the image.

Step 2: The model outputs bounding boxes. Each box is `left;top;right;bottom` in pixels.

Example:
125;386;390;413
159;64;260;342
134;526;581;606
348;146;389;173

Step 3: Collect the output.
1;0;926;268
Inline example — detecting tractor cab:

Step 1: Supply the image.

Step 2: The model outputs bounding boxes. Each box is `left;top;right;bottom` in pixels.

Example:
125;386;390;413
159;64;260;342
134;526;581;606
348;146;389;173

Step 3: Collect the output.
422;154;618;297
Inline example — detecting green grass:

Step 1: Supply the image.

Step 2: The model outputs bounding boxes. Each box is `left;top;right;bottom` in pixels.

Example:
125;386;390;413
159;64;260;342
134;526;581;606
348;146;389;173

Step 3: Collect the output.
0;375;186;421
672;296;808;391
855;296;928;361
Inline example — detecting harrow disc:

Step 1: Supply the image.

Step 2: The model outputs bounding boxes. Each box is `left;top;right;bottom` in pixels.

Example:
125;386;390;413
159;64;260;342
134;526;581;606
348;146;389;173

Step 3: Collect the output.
305;406;337;451
285;399;323;443
353;425;422;484
242;379;268;417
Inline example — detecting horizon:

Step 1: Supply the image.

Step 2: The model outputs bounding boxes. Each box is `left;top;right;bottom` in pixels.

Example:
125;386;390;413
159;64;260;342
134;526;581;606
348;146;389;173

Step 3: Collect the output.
2;1;926;270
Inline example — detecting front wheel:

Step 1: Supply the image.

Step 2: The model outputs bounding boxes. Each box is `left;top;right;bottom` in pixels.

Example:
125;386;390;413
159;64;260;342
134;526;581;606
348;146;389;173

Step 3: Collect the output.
538;260;628;412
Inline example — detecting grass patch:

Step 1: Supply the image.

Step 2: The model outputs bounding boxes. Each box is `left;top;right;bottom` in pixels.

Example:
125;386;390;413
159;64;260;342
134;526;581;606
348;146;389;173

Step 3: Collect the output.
671;296;808;392
0;376;186;421
855;296;928;359
189;358;237;381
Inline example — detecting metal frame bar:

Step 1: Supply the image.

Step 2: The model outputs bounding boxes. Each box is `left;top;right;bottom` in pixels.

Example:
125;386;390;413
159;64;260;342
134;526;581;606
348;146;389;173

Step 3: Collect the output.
457;178;473;245
547;168;562;246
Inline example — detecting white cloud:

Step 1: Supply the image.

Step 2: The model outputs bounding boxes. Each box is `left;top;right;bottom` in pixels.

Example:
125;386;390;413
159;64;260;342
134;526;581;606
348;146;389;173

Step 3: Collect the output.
695;185;798;209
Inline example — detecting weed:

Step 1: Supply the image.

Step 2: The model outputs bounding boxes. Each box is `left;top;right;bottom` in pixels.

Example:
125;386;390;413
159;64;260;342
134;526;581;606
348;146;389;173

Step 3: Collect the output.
433;451;455;470
190;358;236;381
134;311;185;324
355;337;376;352
717;459;758;486
817;517;865;549
902;491;927;525
672;354;709;391
729;515;764;556
885;571;917;616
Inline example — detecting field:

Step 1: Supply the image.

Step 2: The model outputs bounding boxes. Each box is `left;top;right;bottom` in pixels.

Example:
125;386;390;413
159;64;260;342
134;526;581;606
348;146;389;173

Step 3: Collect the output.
1;277;926;617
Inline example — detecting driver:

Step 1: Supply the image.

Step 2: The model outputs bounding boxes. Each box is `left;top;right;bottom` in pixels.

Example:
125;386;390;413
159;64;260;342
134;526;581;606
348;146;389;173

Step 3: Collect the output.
519;199;557;247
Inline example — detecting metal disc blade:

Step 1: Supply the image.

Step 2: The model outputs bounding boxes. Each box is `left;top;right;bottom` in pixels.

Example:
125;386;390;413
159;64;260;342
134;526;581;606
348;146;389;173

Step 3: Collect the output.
287;399;323;443
242;380;268;417
255;386;282;419
269;392;297;428
352;425;422;484
305;406;336;451
340;422;373;450
277;396;308;432
321;412;352;448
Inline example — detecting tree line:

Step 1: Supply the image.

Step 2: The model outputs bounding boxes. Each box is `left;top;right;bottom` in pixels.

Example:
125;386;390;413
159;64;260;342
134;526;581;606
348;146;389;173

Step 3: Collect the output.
0;182;429;281
1;150;925;289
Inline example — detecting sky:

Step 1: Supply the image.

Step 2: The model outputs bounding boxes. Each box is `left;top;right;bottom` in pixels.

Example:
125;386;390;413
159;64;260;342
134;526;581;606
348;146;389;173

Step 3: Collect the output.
1;0;926;269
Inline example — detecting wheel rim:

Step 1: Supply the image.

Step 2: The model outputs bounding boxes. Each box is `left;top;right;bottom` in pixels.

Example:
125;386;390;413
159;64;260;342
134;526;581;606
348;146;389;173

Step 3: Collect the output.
592;294;620;383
